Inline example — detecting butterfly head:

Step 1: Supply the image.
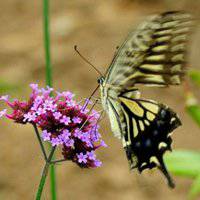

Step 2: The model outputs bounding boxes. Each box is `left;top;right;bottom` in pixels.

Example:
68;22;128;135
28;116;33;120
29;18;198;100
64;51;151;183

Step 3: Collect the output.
97;76;105;85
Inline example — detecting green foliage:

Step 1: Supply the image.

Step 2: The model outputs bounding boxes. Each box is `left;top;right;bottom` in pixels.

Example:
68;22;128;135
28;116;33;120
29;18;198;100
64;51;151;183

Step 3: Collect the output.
186;104;200;127
165;150;200;200
188;70;200;87
165;70;200;199
189;174;200;200
165;150;200;178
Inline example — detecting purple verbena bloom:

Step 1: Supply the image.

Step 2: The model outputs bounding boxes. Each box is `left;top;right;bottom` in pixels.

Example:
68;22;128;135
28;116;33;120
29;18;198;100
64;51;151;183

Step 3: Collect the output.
0;95;9;101
30;83;39;91
0;109;7;118
67;100;76;107
36;107;46;115
62;129;71;137
41;130;51;141
100;140;108;147
0;83;107;169
90;126;101;142
51;137;62;146
62;91;74;99
72;117;82;124
81;107;89;114
64;139;74;147
81;132;89;140
53;111;62;120
31;96;43;111
60;116;71;125
59;129;71;142
87;151;96;160
43;99;57;111
23;112;36;122
94;160;102;167
74;128;82;139
77;153;87;164
41;87;53;97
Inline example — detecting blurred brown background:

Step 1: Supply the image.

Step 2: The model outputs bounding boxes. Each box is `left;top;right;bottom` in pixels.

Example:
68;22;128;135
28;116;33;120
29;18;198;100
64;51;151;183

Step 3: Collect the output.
0;0;200;199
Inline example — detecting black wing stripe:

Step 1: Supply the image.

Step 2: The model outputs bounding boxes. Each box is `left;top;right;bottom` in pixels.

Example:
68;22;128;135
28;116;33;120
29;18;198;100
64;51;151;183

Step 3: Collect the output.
121;105;131;143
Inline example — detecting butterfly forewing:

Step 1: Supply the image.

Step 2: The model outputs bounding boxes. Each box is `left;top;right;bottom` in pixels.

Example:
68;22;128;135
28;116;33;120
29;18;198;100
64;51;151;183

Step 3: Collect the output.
105;11;194;88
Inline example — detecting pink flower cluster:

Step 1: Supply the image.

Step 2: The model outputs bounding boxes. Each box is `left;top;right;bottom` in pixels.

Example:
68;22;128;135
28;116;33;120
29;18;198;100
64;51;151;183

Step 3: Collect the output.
0;84;107;168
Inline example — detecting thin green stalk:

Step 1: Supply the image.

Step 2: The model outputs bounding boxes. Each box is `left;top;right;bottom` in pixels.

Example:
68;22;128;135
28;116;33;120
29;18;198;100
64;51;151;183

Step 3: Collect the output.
43;0;52;87
36;161;50;200
36;147;56;200
33;123;47;161
42;0;56;199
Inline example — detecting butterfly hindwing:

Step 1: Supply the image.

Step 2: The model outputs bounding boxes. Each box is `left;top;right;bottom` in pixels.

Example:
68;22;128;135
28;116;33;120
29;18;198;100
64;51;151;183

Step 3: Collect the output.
105;11;194;88
119;95;181;188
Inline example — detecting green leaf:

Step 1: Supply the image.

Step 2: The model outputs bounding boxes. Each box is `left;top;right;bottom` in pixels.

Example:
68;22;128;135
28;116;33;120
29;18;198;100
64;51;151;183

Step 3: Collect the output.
186;104;200;127
185;93;200;127
164;150;200;178
188;70;200;87
188;173;200;200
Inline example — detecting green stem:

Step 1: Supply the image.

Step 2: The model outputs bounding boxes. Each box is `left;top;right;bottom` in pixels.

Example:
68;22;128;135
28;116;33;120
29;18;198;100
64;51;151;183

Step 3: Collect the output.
36;161;50;200
36;147;56;200
43;0;52;87
42;0;56;199
33;123;47;161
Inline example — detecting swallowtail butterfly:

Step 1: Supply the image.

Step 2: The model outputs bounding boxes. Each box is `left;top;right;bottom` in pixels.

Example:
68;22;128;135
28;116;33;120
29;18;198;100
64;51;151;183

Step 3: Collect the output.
98;11;194;188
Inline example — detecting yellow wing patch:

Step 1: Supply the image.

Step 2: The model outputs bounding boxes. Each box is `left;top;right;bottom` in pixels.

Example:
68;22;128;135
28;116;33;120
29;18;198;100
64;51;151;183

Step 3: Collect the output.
139;120;145;131
140;102;159;114
119;97;144;117
147;111;156;121
132;118;138;137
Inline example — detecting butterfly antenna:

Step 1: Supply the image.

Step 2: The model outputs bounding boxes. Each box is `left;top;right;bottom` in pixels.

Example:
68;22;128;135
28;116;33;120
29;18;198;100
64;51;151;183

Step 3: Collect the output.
74;45;103;77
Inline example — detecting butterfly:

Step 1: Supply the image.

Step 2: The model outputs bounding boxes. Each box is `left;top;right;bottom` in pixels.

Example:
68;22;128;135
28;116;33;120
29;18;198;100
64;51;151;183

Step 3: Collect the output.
98;11;194;188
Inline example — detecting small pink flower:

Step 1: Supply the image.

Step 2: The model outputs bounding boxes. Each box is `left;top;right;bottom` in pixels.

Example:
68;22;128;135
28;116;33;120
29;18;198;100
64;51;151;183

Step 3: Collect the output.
100;140;107;147
94;160;102;167
51;137;62;146
0;95;9;101
60;116;71;125
64;139;74;147
87;151;96;160
72;117;82;124
23;112;36;122
77;153;87;163
36;107;46;115
62;91;74;99
74;129;82;139
30;83;39;91
42;130;51;141
53;112;62;120
0;109;7;118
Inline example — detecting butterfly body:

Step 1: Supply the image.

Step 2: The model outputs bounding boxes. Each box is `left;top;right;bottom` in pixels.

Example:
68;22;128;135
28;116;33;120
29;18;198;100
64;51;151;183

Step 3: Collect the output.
98;11;194;188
